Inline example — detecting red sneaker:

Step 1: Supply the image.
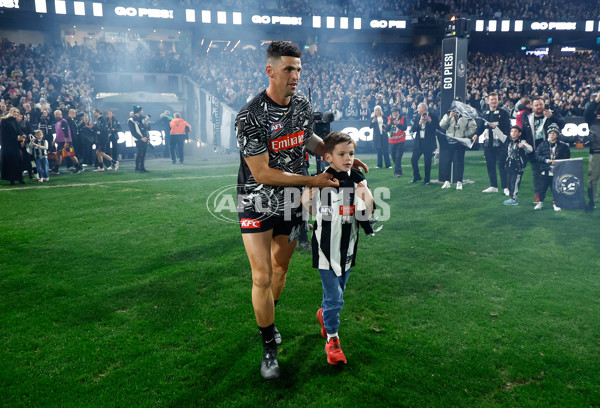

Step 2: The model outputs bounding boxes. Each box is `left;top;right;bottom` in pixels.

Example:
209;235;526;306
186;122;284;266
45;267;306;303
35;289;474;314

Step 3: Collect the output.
325;337;347;365
316;308;326;338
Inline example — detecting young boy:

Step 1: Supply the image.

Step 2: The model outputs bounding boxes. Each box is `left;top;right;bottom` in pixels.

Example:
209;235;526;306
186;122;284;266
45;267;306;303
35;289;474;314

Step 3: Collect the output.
504;125;533;205
301;131;375;365
30;130;50;182
534;124;571;211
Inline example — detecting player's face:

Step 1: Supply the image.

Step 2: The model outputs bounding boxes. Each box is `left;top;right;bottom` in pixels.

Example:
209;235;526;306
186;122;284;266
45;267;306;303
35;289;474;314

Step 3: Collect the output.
267;56;302;98
326;142;355;172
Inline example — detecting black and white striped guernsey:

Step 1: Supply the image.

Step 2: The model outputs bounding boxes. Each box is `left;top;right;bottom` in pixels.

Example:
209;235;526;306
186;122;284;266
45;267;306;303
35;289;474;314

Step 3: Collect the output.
236;90;315;217
311;168;370;276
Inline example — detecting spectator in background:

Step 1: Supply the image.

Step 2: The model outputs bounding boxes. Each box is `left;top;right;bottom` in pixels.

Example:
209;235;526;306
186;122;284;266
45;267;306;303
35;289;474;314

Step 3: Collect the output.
476;92;512;195
503;126;533;206
439;103;477;190
521;97;566;203
387;106;407;178
30;129;50;182
53;110;83;174
128;105;151;173
533;124;571;211
584;93;600;211
106;110;122;162
370;105;391;169
158;110;173;159
92;109;119;172
1;107;26;185
410;102;440;185
169;112;191;164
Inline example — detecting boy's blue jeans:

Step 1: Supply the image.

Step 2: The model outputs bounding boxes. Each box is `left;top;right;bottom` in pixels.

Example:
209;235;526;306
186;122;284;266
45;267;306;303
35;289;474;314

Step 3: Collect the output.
319;268;351;334
36;158;49;179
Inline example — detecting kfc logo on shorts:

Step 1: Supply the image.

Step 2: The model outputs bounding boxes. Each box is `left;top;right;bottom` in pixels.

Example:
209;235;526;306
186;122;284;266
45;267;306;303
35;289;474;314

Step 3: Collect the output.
339;205;355;216
271;122;284;132
240;218;262;229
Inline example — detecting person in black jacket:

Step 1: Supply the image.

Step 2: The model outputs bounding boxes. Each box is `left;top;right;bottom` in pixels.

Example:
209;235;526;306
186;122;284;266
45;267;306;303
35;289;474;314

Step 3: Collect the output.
520;97;566;202
410;102;440;185
475;92;512;195
92;109;119;172
584;93;600;211
533;124;571;211
128;105;151;173
503;125;533;206
106;110;122;162
370;105;390;169
1;107;26;185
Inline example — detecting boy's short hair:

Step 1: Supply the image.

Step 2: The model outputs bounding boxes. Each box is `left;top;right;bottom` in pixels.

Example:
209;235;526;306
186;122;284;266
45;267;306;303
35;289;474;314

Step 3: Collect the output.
267;42;301;63
323;131;356;154
34;129;43;137
510;125;522;133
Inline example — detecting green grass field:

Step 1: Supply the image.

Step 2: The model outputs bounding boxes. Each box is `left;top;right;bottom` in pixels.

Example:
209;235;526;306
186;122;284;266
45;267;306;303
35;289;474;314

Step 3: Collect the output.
1;151;599;408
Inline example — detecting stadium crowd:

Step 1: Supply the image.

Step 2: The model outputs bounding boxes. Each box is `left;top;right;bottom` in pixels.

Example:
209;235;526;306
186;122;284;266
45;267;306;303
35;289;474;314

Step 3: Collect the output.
1;38;599;191
92;0;600;21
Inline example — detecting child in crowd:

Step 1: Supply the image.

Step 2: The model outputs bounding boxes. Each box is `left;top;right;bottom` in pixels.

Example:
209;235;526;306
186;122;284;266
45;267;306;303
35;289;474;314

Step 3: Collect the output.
30;130;49;182
504;125;533;205
534;124;571;211
301;131;375;365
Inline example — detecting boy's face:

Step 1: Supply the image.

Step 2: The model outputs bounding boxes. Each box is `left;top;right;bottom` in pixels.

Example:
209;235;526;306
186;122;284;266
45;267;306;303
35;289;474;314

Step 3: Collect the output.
548;132;559;143
35;133;43;140
325;142;355;173
510;128;521;140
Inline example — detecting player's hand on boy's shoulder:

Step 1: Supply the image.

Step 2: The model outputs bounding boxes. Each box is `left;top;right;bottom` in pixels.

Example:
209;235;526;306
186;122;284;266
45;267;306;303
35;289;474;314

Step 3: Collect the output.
312;171;340;188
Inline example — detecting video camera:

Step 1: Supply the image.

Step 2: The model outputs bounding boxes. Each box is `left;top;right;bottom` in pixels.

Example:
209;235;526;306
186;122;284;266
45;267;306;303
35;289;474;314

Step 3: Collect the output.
313;110;334;138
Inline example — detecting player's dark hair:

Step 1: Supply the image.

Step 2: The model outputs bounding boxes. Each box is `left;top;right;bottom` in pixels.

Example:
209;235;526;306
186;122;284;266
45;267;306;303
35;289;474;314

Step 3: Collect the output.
266;41;301;62
323;131;356;154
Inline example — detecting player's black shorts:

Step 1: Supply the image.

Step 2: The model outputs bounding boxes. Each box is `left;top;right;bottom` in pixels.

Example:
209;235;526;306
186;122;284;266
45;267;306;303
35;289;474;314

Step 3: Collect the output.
238;208;301;237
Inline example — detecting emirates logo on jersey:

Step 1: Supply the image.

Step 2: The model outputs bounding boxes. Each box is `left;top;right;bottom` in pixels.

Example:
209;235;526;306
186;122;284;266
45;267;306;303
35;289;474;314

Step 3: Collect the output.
271;122;284;132
240;218;262;229
269;130;304;152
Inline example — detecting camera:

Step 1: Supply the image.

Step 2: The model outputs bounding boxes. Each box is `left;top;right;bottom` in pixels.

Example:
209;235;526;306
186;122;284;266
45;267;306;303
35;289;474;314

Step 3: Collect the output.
313;111;334;138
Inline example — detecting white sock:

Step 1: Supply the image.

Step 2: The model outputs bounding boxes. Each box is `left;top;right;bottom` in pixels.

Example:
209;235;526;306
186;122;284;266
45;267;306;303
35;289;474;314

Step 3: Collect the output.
327;332;338;342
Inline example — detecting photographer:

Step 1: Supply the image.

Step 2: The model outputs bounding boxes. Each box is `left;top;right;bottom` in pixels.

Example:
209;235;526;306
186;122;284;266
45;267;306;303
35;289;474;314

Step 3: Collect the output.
128;105;151;173
410;103;440;185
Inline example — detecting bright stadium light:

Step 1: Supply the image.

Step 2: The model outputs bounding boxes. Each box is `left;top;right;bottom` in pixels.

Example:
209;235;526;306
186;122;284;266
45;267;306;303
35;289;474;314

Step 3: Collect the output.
73;1;85;15
515;20;523;32
585;20;594;32
92;2;102;17
217;11;226;24
202;10;211;24
54;0;66;14
186;9;196;23
35;0;47;13
232;12;242;25
475;20;484;32
501;20;510;32
327;16;335;29
488;20;497;32
313;16;321;28
340;17;348;30
354;18;361;30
